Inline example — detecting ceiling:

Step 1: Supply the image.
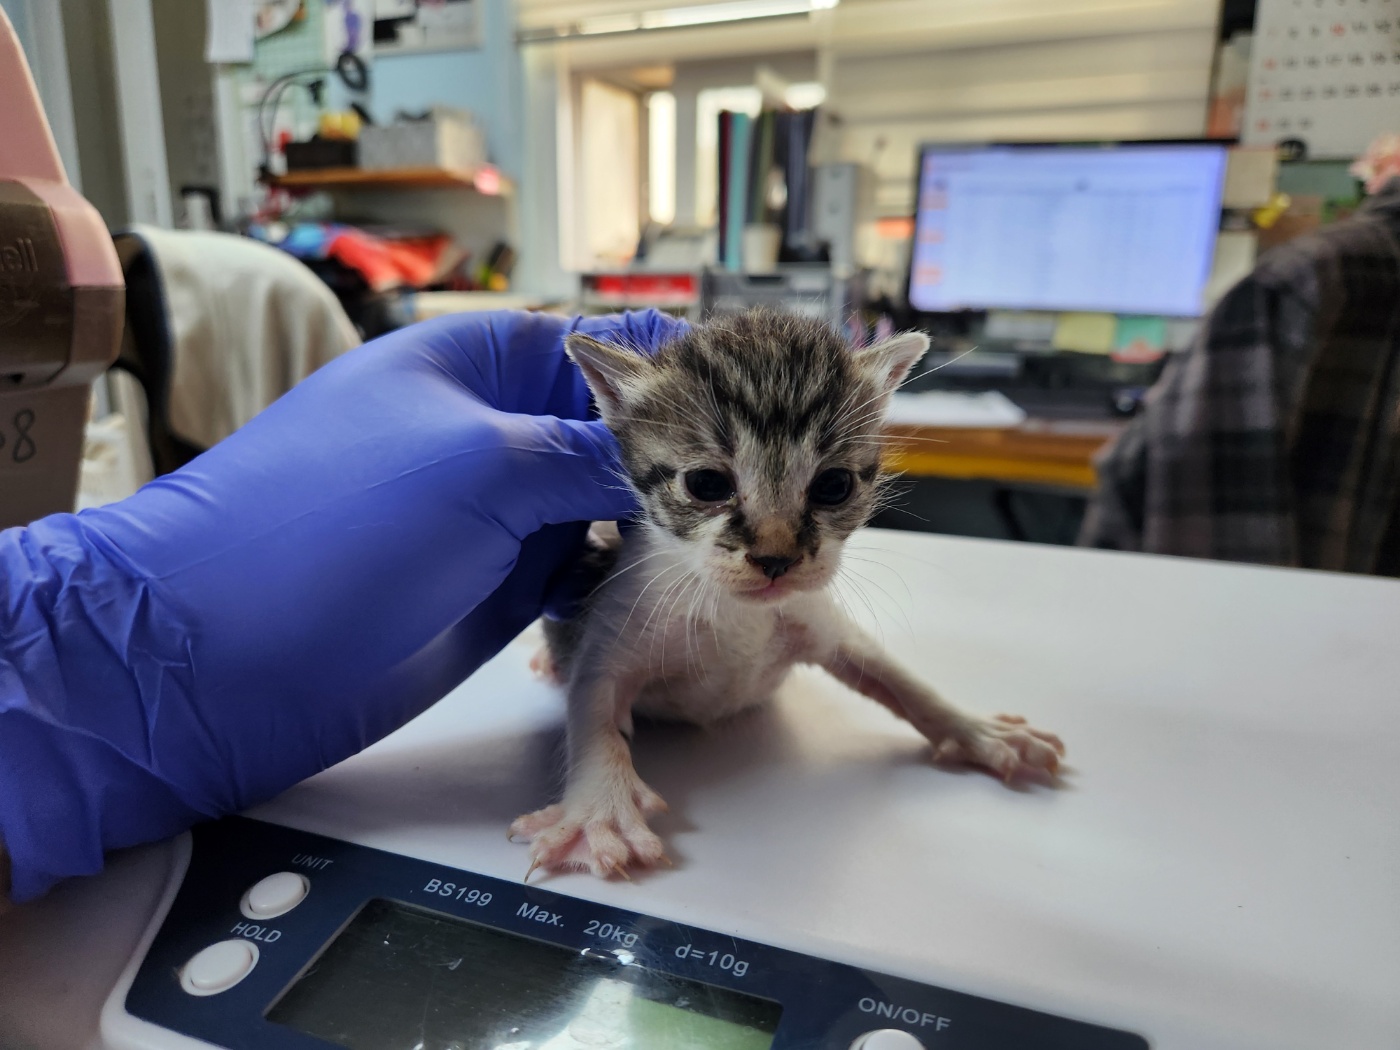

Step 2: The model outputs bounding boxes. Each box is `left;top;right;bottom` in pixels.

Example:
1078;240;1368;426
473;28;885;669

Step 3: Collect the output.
516;0;1220;68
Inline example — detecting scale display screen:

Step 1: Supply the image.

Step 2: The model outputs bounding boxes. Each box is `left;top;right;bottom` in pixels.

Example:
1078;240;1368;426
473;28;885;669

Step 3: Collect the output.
266;899;783;1050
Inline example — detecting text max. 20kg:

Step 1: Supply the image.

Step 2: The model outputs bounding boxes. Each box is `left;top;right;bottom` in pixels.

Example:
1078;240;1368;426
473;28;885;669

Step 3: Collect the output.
585;920;639;948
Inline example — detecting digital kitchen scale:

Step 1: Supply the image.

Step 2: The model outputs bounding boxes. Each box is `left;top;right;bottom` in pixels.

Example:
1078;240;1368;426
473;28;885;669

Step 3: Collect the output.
3;532;1394;1050
102;816;1143;1050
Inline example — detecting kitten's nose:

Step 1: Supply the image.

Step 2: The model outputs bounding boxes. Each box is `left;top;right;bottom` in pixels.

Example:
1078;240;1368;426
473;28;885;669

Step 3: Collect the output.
747;553;798;580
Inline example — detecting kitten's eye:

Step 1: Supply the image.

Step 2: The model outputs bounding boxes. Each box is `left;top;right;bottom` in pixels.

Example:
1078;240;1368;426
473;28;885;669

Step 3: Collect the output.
809;468;854;507
685;469;736;503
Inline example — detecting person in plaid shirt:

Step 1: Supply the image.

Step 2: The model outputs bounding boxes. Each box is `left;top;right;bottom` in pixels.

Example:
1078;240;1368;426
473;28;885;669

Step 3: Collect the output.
1079;171;1400;577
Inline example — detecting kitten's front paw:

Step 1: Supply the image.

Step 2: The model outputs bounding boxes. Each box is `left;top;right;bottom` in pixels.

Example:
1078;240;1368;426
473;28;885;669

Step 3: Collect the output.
509;781;669;880
938;714;1065;782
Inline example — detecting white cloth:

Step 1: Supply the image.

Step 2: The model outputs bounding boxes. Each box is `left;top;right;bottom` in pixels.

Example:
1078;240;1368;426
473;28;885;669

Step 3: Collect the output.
116;225;361;451
78;382;153;510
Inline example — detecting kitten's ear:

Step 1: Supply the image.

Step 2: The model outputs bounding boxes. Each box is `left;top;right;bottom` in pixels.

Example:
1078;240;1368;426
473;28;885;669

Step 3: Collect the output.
854;332;929;397
566;334;652;416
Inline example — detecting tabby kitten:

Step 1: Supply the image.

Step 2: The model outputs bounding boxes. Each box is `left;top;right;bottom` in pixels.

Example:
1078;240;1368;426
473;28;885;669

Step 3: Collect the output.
511;310;1064;879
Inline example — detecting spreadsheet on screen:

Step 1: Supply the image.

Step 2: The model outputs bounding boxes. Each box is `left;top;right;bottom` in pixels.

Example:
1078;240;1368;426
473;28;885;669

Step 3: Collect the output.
908;145;1228;318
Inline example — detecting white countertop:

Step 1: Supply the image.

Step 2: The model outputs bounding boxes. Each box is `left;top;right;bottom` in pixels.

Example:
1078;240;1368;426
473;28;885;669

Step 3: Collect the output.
2;530;1398;1049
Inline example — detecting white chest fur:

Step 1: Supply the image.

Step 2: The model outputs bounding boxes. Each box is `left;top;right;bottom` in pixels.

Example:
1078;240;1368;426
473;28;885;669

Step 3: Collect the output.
604;537;850;724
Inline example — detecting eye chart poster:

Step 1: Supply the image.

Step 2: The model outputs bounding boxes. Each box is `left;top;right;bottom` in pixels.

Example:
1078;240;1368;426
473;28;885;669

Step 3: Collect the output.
1244;0;1400;158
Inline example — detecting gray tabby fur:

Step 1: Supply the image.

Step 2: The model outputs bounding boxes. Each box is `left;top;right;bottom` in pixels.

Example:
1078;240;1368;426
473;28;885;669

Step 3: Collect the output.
511;310;1064;879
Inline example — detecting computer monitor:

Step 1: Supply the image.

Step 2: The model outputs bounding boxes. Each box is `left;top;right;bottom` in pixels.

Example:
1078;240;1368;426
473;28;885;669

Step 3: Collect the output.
907;142;1229;318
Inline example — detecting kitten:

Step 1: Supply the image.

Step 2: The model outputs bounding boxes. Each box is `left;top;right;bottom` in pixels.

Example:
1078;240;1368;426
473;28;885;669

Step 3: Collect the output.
511;310;1064;879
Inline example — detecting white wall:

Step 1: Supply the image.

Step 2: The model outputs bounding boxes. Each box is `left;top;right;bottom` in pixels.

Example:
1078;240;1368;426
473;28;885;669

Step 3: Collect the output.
834;27;1218;215
151;0;219;215
58;0;129;227
523;0;1221;224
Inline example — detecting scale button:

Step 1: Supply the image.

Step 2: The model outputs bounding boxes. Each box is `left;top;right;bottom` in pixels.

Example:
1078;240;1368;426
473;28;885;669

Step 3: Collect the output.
850;1031;926;1050
241;871;309;919
180;939;259;996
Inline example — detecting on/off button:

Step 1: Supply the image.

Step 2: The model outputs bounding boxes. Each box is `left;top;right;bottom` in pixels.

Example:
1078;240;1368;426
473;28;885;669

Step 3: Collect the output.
850;1032;926;1050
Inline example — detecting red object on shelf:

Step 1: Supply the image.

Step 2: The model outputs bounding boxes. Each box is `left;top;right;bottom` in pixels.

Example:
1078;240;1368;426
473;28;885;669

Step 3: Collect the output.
327;230;458;292
473;166;502;196
584;273;698;305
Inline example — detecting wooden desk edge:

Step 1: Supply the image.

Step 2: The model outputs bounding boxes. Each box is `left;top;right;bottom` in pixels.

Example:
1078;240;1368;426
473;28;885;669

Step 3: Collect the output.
882;421;1125;491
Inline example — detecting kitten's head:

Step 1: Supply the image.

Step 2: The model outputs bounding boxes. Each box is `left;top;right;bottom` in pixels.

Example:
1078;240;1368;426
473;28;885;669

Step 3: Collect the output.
567;310;927;603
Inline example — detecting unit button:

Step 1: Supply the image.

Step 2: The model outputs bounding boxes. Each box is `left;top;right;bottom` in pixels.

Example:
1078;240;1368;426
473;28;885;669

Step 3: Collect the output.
241;871;309;920
850;1031;925;1050
180;939;259;996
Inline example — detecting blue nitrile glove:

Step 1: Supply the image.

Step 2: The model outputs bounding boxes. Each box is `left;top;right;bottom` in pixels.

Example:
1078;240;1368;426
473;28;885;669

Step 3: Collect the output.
0;309;687;902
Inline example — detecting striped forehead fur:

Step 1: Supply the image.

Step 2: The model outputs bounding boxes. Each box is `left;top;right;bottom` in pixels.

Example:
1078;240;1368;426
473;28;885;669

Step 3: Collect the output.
578;309;914;550
618;311;887;462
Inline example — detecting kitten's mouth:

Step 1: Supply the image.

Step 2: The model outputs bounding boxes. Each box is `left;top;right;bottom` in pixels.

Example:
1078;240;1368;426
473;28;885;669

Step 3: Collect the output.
736;577;801;602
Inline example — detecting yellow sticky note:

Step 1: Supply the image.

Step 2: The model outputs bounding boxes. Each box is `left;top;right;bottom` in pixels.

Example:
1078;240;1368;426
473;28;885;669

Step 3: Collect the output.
1052;312;1116;354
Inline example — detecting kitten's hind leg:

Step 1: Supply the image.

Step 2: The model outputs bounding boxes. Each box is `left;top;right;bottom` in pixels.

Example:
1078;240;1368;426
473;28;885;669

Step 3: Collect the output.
821;633;1064;782
510;673;668;879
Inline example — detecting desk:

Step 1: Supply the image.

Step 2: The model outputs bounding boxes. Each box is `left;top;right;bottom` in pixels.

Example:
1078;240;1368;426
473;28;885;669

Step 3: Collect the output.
884;419;1124;491
1;532;1397;1049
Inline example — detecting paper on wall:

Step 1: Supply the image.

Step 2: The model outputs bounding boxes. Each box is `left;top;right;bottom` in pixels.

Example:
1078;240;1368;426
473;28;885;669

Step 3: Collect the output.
1222;147;1279;208
1112;316;1168;362
1052;312;1116;355
206;0;257;63
324;0;373;64
984;310;1058;343
1243;0;1400;159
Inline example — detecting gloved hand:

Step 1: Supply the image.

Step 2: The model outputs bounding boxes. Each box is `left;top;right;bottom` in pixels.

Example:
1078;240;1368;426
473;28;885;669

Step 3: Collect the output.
0;309;687;902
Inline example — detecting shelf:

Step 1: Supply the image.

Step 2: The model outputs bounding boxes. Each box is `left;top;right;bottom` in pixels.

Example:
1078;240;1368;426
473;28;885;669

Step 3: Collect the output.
269;166;511;195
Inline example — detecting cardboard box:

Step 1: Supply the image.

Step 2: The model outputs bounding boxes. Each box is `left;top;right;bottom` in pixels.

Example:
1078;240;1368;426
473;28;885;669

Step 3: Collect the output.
358;108;486;174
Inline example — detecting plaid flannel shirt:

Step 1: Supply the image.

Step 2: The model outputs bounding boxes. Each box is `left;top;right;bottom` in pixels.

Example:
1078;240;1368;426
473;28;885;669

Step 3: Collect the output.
1080;181;1400;576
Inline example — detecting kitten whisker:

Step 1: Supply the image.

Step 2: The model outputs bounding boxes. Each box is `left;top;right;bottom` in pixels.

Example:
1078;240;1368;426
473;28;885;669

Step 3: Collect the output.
875;434;954;446
645;567;696;668
848;543;954;578
839;345;982;427
839;565;912;642
617;560;688;643
658;570;700;672
836;567;884;640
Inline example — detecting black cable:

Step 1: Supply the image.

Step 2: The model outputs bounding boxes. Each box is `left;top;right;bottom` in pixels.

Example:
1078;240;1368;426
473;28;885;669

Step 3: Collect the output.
257;53;370;173
259;71;324;166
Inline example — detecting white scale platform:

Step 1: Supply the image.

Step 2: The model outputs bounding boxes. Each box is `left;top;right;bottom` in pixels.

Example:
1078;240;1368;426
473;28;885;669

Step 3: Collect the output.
1;531;1397;1049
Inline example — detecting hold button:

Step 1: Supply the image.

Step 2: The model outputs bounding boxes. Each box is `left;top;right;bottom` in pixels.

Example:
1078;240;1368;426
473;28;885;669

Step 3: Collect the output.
180;940;259;996
241;871;309;920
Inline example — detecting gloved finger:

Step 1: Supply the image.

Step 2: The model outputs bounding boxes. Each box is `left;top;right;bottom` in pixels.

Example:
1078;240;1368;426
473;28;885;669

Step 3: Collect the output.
569;309;689;357
484;415;638;535
409;309;690;420
331;523;590;752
